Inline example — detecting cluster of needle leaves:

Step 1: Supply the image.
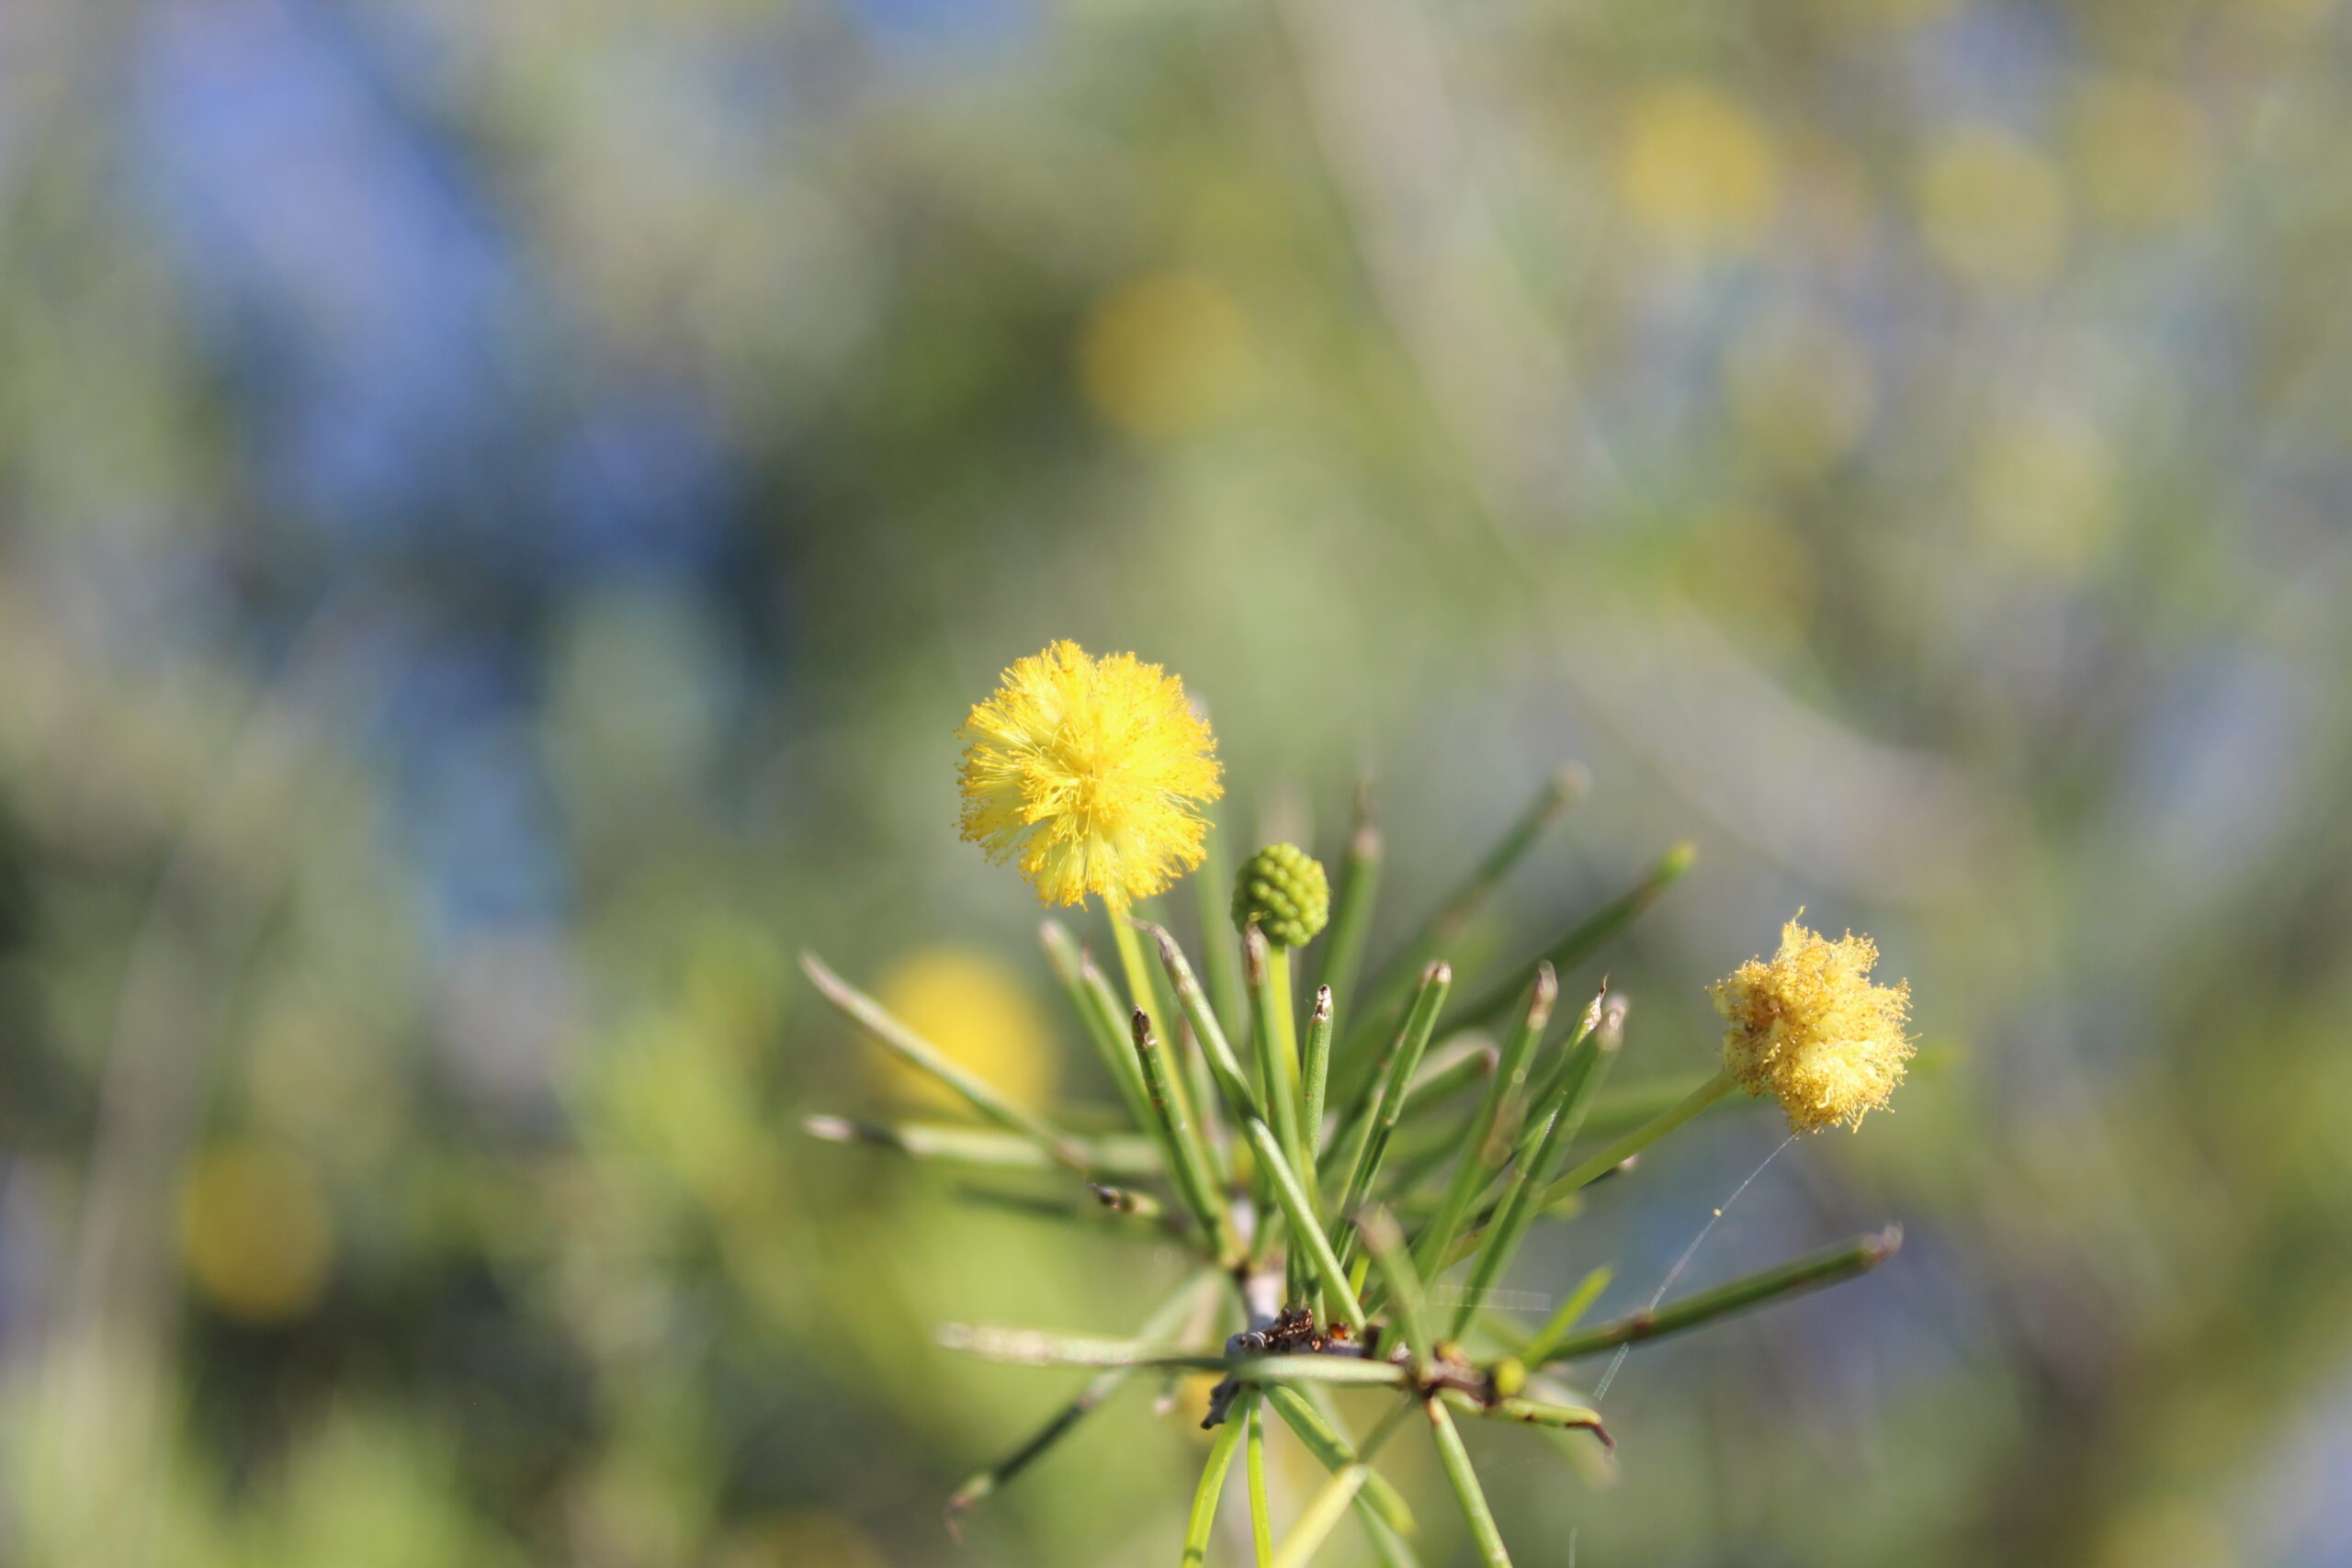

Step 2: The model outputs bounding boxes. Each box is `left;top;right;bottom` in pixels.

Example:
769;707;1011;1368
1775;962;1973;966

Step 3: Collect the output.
802;773;1901;1566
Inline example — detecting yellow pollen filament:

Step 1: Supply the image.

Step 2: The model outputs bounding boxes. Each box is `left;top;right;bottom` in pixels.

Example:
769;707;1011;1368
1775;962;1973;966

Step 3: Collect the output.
956;640;1222;908
1711;917;1915;1134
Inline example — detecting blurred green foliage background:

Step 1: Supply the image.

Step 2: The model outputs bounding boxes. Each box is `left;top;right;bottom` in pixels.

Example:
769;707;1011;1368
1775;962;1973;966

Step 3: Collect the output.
2;0;2349;1562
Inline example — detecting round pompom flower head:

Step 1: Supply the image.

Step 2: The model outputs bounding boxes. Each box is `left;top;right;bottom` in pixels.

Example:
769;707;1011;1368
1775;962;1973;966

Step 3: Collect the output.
956;641;1223;909
1711;917;1914;1134
1231;842;1329;948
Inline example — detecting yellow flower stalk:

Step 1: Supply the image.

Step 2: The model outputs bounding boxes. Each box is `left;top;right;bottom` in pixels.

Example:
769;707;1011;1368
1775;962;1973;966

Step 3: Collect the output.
956;640;1222;909
1712;918;1915;1134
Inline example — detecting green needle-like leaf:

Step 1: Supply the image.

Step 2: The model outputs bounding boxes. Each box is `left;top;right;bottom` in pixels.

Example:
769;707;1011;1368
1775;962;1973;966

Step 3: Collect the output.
1263;1387;1418;1540
1183;1395;1250;1568
801;953;1091;1171
1113;919;1225;1192
1395;1038;1498;1122
1301;985;1336;1168
1329;963;1452;1257
1354;1207;1430;1363
1197;808;1247;1036
937;1323;1414;1386
1333;1036;1487;1202
1270;1465;1366;1568
1534;1066;1735;1216
1442;1390;1611;1447
1415;965;1556;1277
1575;1071;1754;1141
1570;1043;1959;1142
1445;840;1693;1032
1532;1227;1903;1363
1041;919;1158;1135
1518;1266;1612;1366
1311;783;1382;1010
1246;1119;1367;1331
800;1116;1161;1178
952;1183;1184;1242
1247;927;1314;1215
1131;1008;1242;1263
1147;920;1263;1125
1343;769;1586;1077
1448;998;1623;1336
1426;1399;1511;1567
946;1269;1220;1526
1246;1393;1274;1567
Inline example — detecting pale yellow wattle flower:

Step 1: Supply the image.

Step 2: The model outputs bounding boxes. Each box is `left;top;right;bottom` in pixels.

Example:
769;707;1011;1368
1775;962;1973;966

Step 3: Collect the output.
956;641;1222;909
1712;918;1914;1134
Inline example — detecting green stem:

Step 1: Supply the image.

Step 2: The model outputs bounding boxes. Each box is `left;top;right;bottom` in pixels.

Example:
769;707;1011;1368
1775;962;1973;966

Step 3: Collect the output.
1532;1227;1902;1364
1246;1393;1274;1568
1574;1070;1755;1142
1111;913;1169;1084
1426;1399;1511;1567
1249;930;1313;1219
1534;1066;1737;1214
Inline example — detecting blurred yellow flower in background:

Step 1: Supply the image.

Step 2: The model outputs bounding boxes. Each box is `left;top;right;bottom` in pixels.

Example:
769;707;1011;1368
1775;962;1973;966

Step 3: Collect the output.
1713;919;1915;1134
178;1141;335;1325
1078;270;1256;441
957;640;1222;908
873;946;1058;1112
1917;128;2070;290
1618;84;1781;256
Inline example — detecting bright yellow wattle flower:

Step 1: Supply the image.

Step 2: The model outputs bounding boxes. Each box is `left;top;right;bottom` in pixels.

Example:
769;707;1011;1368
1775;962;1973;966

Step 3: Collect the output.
1712;918;1914;1134
956;641;1222;909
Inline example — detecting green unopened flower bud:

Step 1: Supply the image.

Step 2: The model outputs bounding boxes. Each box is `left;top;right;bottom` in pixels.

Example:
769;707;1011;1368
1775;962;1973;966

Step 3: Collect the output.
1231;842;1330;948
1489;1357;1527;1401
